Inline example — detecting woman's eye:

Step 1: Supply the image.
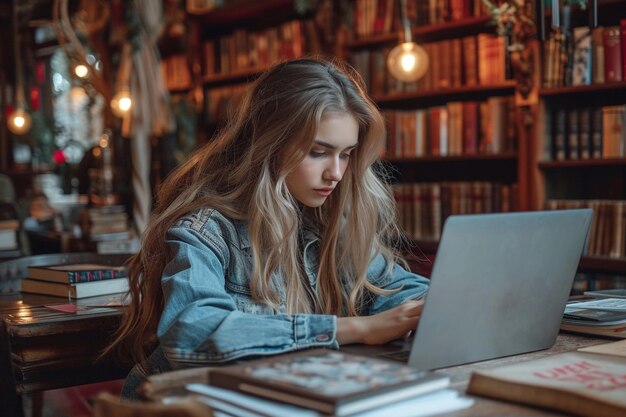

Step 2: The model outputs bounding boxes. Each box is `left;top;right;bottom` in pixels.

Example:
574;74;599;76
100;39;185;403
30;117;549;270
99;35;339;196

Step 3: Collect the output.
309;150;325;158
340;152;352;160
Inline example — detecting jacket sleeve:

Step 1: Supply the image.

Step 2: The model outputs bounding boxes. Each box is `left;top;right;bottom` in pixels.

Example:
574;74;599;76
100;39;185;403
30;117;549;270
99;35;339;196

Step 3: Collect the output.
157;225;338;368
363;253;430;316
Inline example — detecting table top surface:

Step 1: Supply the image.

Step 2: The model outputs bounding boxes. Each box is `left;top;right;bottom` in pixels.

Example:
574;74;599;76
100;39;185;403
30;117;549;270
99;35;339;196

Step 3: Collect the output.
1;293;619;416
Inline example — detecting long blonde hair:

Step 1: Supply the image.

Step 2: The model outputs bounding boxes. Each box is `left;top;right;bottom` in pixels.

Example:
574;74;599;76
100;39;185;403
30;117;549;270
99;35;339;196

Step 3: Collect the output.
109;56;406;366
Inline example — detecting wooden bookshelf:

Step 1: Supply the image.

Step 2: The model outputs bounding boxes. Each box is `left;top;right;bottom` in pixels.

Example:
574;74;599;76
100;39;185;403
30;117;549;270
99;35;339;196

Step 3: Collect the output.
579;256;626;275
388;157;518;184
408;241;626;277
201;67;266;89
188;0;298;29
538;158;626;169
375;82;516;110
532;0;626;276
345;16;494;48
386;152;518;164
539;81;626;98
168;86;192;95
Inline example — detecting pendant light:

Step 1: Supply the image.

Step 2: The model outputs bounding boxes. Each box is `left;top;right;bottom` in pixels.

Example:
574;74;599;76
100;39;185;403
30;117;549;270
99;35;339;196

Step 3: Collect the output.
110;89;133;118
7;1;32;135
387;0;429;82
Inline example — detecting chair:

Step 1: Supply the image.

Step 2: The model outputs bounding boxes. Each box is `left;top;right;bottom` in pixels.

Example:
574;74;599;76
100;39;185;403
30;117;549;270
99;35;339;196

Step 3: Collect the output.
0;252;133;417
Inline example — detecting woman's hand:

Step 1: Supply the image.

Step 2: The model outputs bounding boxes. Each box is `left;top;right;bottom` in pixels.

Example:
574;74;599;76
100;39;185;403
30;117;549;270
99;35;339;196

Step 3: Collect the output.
336;299;425;345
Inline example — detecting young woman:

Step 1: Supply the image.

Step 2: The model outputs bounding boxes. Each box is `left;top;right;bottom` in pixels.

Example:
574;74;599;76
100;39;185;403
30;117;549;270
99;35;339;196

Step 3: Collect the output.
109;57;429;398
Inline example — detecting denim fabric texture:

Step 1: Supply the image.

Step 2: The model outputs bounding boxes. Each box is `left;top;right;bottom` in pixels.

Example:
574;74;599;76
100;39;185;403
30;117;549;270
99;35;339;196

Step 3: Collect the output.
122;208;429;398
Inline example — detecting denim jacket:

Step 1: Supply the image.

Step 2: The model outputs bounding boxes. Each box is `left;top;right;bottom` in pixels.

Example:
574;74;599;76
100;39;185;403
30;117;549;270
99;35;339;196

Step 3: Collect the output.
122;208;429;399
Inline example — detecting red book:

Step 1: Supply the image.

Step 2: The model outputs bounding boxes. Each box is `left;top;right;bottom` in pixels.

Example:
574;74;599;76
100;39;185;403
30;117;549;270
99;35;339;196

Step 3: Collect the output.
462;101;478;155
429;107;441;156
603;26;623;82
619;19;626;78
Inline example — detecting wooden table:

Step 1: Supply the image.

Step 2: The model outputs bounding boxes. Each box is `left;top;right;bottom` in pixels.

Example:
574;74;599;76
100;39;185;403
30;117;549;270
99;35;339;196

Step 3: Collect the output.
141;333;613;417
0;293;128;417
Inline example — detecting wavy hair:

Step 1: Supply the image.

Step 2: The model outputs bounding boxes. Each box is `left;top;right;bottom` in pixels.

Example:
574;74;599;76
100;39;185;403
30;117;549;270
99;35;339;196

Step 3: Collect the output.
108;56;407;366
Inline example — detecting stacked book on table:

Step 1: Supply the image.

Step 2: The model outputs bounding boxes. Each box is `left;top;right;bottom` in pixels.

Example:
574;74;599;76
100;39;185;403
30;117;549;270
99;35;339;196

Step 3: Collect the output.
180;349;473;417
20;263;129;300
86;205;140;254
560;297;626;338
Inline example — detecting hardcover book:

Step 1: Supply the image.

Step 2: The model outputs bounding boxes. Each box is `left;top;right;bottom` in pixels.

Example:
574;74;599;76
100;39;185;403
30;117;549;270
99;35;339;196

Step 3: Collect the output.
207;349;450;416
572;27;592;86
27;264;128;284
467;352;626;417
21;277;129;299
603;26;623;82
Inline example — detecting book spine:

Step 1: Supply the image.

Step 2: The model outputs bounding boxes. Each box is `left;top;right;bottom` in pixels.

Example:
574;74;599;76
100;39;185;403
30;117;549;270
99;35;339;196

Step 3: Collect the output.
621;20;626;78
603;26;622;82
68;270;125;284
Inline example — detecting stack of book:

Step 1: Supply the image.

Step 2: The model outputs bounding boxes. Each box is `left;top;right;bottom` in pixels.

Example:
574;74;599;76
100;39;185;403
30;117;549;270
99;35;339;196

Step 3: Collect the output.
0;202;20;258
181;349;473;417
20;263;129;300
560;297;626;339
85;205;139;254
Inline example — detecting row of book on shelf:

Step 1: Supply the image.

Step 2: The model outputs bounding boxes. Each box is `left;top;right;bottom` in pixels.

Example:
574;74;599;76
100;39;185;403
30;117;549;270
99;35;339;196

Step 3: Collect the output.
394;181;518;241
350;33;509;97
352;0;488;38
161;54;193;91
547;105;626;161
543;20;626;88
383;96;516;158
547;199;626;259
200;19;320;78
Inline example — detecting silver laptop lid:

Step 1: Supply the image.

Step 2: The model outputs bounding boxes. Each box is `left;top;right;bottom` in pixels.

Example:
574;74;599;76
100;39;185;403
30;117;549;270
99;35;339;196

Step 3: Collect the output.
408;209;593;370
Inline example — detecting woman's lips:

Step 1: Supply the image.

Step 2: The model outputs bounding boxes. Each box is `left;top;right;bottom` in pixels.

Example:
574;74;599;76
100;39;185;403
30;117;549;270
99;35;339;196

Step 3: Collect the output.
314;188;334;196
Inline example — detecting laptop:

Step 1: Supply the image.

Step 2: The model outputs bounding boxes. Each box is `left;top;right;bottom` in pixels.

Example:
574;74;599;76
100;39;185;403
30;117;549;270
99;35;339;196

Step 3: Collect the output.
350;209;593;370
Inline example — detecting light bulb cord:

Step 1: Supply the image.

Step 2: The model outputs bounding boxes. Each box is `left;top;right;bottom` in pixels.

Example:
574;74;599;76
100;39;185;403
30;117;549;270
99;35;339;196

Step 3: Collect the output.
399;0;412;43
12;2;26;106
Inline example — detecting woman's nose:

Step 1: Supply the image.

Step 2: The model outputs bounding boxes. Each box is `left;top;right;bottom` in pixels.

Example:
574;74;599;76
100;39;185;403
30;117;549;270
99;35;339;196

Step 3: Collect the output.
323;158;343;182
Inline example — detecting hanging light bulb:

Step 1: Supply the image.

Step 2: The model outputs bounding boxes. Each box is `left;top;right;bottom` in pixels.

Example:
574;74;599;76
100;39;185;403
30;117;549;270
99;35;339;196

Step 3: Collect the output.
7;1;32;135
7;108;32;135
387;42;429;82
110;89;132;117
387;0;429;82
74;63;89;78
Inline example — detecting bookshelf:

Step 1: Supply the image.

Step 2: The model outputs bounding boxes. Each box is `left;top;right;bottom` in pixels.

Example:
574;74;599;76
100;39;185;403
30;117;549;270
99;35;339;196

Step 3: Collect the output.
185;0;328;143
343;2;525;252
531;0;626;290
177;1;624;282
